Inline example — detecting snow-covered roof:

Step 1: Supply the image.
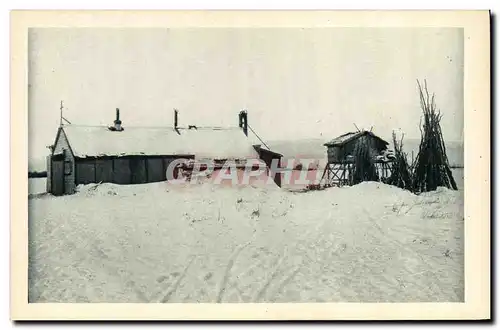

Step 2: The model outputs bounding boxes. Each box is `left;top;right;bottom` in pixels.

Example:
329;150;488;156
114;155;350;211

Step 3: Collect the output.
59;125;262;160
324;131;389;147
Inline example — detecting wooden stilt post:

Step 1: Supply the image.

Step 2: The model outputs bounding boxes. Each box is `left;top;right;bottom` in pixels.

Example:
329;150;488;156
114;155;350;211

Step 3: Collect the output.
340;164;343;187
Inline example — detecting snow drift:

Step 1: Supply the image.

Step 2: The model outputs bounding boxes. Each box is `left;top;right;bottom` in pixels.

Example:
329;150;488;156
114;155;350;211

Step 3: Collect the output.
28;181;463;303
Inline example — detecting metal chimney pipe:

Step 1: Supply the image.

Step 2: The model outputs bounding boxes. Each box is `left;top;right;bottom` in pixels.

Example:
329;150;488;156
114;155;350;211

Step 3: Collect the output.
239;110;248;136
114;108;122;131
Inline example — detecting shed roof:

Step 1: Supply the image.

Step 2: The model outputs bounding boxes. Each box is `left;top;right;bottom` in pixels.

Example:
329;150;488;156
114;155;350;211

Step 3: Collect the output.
58;125;263;160
324;130;390;147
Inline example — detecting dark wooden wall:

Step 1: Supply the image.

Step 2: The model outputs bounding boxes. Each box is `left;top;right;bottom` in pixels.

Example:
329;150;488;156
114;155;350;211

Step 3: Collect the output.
147;158;164;182
130;158;147;184
74;155;194;186
328;135;387;164
113;158;131;184
75;159;96;185
256;148;283;187
96;159;113;183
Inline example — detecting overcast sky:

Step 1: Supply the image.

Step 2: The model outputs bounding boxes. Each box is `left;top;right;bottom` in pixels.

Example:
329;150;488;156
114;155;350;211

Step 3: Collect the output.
28;27;463;162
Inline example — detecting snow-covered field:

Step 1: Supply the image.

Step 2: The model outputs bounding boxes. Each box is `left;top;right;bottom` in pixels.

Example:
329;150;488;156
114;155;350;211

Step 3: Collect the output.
281;168;464;191
28;177;464;303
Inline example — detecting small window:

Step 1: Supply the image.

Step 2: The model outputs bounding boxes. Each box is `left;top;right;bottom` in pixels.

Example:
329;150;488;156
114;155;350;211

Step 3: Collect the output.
64;161;72;175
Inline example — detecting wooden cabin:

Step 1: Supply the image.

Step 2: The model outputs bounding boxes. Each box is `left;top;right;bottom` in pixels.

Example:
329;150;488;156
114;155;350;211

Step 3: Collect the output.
319;130;392;187
324;130;390;164
47;110;283;195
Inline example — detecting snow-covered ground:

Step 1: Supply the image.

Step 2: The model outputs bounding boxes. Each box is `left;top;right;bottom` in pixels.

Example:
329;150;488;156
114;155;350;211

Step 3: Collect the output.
281;167;464;191
28;177;464;303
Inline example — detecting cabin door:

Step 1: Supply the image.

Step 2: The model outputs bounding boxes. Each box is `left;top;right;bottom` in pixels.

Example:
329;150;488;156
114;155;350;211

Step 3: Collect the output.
50;155;65;196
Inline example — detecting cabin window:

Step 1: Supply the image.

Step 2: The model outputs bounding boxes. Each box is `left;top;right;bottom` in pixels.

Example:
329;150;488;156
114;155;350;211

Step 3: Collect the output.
64;160;72;175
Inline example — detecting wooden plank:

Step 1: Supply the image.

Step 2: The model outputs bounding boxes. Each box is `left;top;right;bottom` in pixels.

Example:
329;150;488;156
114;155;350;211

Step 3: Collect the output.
96;159;113;183
46;155;52;193
113;158;131;184
147;158;165;182
331;166;341;180
75;160;96;185
130;158;147;184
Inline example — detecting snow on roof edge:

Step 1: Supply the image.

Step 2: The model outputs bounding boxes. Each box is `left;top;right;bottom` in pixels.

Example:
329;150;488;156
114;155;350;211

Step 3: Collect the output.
324;130;390;147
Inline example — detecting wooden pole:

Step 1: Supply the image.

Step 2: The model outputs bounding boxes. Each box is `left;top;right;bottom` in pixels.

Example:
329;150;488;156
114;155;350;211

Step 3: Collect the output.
60;100;63;127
